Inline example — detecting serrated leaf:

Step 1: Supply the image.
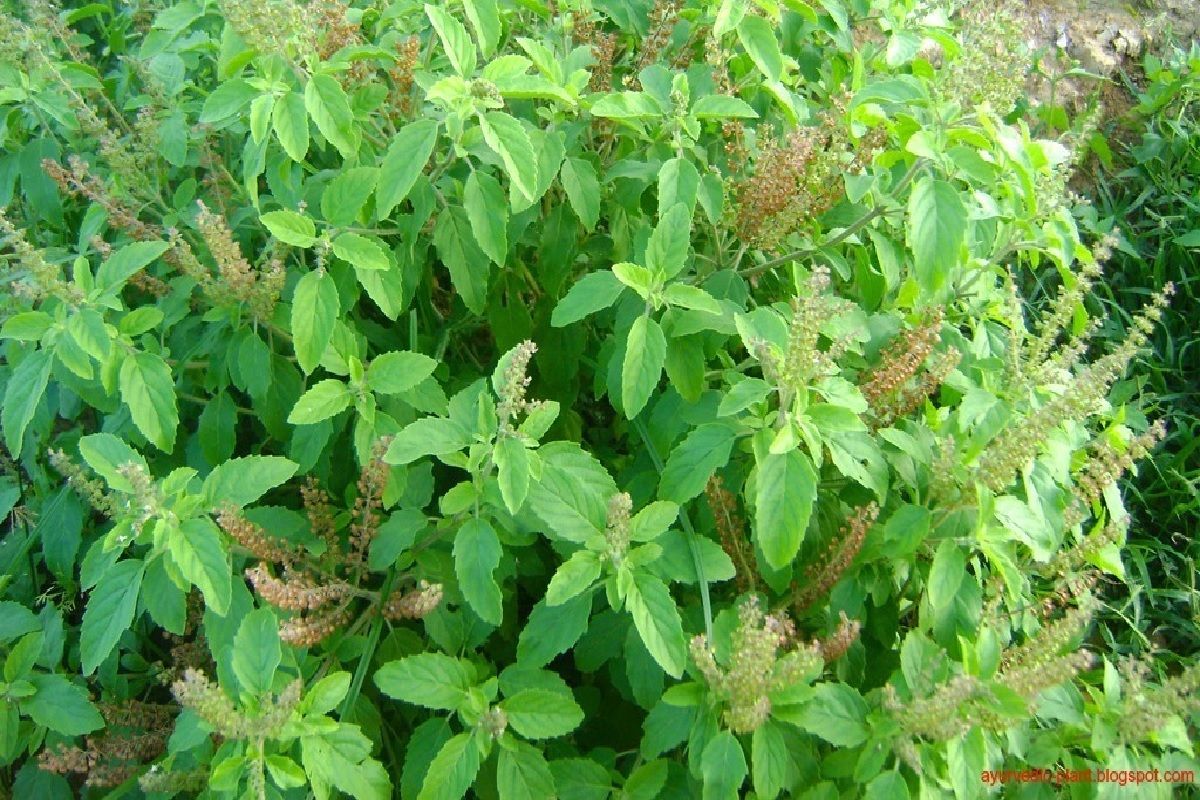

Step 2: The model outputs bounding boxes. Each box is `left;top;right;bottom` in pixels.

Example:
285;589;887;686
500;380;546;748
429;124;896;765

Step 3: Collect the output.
2;349;52;458
702;731;747;799
417;733;481;800
119;351;179;452
385;417;470;464
516;594;592;667
737;16;784;81
551;271;625;327
333;232;389;271
621;315;666;418
501;689;584;739
261;209;317;247
367;350;438;395
322;166;379;227
96;241;170;293
375;653;476;710
691;94;759;119
433;206;490;313
478;112;539;205
232;607;280;696
463;0;501;57
494;435;531;514
288;379;352;424
545;550;601;606
292;269;339;373
304;73;357;158
754;447;816;569
625;571;686;677
560;157;600;231
272;90;309;161
646;203;692;279
80;559;144;674
464;171;508;266
168;518;231;615
425;5;477;77
797;683;868;747
454;518;503;625
200;78;256;123
497;740;556;800
907;176;965;294
23;675;104;735
658;423;737;503
202;455;298;508
377;120;439;218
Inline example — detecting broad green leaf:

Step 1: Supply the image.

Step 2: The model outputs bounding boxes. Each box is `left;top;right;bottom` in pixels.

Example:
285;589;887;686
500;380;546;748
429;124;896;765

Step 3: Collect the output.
403;718;454;800
907;176;965;294
621;315;666;418
292;269;339;373
613;262;653;297
501;689;584;739
551;271;625;327
169;518;232;615
646;203;692;279
301;727;392;800
751;721;791;800
119;351;179;452
865;771;910;800
305;73;357;158
714;0;748;36
527;442;616;543
754;447;817;569
497;740;556;800
302;672;352;716
701;731;747;800
261;209;317;247
658;157;700;218
425;5;477;76
928;539;965;611
463;0;501;57
203;455;298;509
516;593;592;668
630;501;678;542
367;350;438;395
288;379;352;424
494;436;531;514
333;232;389;271
272;90;309;161
545;550;601;606
691;94;759;119
590;92;663;119
625;571;686;677
375;653;476;711
78;432;148;491
658;423;737;503
737;16;784;81
96;241;169;293
663;284;721;314
464;171;508;265
417;733;481;800
433;206;490;313
560;157;600;231
80;558;144;674
453;518;504;625
385;417;470;464
200;78;256;123
478;112;539;205
23;674;104;735
0;311;52;341
377;120;439;218
797;683;869;746
232;607;280;696
2;349;52;458
322;167;379;227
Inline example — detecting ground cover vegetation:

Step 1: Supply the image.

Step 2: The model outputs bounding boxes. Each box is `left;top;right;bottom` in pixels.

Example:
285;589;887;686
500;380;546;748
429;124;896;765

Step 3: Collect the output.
0;0;1196;797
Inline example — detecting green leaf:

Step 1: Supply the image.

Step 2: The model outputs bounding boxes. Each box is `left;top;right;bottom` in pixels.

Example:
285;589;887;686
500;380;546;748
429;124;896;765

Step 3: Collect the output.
501;689;584;739
433;206;491;314
516;593;592;668
305;73;357;158
797;683;869;746
621;315;666;419
0;311;52;341
646;204;692;279
417;733;481;800
333;232;389;271
714;0;748;36
545;550;601;606
658;157;700;218
302;672;352;716
751;721;790;800
322;166;379;227
292;269;340;373
560;157;600;231
865;771;910;800
663;284;721;314
1175;229;1200;247
232;607;280;696
701;731;747;800
463;171;509;266
737;16;784;81
2;349;52;458
479;112;539;205
203;455;298;508
494;436;531;514
200;78;257;123
754;447;817;569
385;417;470;464
375;653;476;711
272;90;310;161
377;120;439;218
301;727;392;800
266;755;308;789
630;501;678;542
425;4;477;76
367;351;438;395
119;351;179;452
928;539;965;611
78;433;148;491
658;423;737;503
261;209;317;247
80;558;144;674
454;518;504;625
23;674;104;735
551;271;625;327
497;740;556;800
288;379;352;424
527;442;616;543
624;571;686;678
96;241;169;293
590;92;663;119
691;95;759;119
169;518;232;615
403;718;454;800
907;176;965;294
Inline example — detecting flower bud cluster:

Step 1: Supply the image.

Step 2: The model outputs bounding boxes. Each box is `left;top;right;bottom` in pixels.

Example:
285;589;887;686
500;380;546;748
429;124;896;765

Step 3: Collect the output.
1070;421;1167;517
883;673;987;740
497;340;539;434
690;596;822;733
114;462;159;528
575;15;617;93
138;766;207;795
38;699;173;788
626;0;683;88
302;477;340;556
43;156;157;243
171;668;301;739
246;564;350;612
793;503;878;612
705;476;758;592
603;492;633;563
939;0;1028;114
995;596;1097;707
48;448;118;517
1116;657;1200;743
1;211;83;306
349;441;391;565
218;0;312;62
386;36;421;120
218;507;299;564
860;311;960;428
196;200;285;322
818;611;862;663
383;580;444;620
278;605;354;648
480;707;508;739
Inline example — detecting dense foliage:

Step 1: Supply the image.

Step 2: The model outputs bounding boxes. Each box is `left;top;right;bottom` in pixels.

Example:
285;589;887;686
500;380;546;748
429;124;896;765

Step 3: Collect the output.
0;0;1196;798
